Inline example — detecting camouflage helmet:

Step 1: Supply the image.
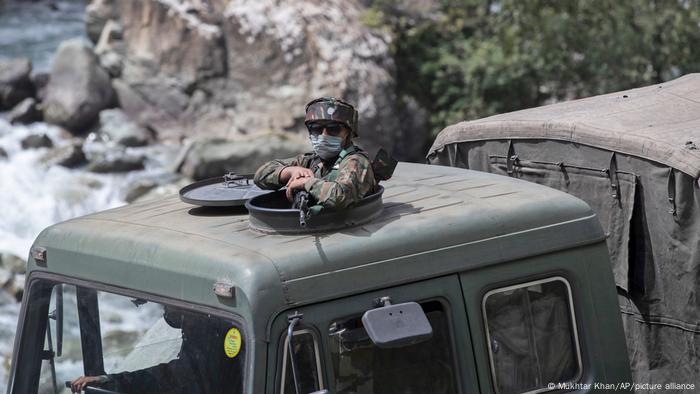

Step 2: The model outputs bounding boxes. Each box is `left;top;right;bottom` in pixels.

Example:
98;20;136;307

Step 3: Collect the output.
305;97;359;136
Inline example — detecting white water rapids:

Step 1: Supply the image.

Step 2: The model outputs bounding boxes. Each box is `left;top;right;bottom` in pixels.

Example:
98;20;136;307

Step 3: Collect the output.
0;118;181;389
0;120;123;258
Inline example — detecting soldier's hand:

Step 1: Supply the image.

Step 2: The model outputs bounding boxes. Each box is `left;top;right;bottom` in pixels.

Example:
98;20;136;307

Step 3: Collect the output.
286;177;310;202
280;166;314;183
70;376;102;392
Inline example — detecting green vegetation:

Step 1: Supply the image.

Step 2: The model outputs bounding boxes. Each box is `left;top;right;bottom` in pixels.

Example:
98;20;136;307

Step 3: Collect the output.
366;0;700;136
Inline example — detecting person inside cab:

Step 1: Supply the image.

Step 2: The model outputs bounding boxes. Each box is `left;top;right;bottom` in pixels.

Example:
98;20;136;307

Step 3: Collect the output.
254;97;377;209
70;306;241;394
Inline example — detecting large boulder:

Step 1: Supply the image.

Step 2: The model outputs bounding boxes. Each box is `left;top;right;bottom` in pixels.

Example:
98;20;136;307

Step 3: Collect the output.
217;0;404;152
97;109;151;147
116;1;226;89
99;0;429;160
43;39;115;135
0;58;35;110
179;132;310;180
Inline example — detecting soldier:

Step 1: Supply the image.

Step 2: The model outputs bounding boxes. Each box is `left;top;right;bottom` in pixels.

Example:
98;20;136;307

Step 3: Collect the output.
254;97;377;209
70;306;242;394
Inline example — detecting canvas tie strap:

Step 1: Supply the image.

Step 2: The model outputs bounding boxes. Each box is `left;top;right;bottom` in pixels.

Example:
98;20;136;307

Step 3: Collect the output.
667;168;677;216
608;152;621;201
506;140;518;176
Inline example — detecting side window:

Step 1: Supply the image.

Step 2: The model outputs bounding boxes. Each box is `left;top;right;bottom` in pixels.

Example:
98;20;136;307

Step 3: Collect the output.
279;329;324;394
483;277;582;394
327;300;457;394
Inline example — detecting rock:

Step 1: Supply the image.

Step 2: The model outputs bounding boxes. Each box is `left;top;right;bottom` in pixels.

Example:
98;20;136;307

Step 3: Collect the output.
0;58;35;110
124;179;159;203
95;19;124;55
43;39;115;135
20;133;53;149
41;141;87;168
99;51;123;78
221;0;400;153
8;97;42;124
180;132;310;180
102;0;429;160
86;0;118;43
0;287;14;305
97;108;151;147
0;147;7;160
31;72;50;102
0;268;11;288
129;177;191;204
96;20;125;78
0;253;26;300
0;253;27;275
8;274;25;302
111;78;182;139
115;0;226;89
87;155;145;173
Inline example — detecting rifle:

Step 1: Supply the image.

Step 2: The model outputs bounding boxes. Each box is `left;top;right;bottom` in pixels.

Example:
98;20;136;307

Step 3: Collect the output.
372;148;398;182
292;190;311;227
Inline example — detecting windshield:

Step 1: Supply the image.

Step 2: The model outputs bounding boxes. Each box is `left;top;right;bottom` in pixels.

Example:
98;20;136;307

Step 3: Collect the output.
10;279;246;394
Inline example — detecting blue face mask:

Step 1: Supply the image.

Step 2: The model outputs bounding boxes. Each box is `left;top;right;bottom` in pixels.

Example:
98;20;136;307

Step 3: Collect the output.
309;134;343;160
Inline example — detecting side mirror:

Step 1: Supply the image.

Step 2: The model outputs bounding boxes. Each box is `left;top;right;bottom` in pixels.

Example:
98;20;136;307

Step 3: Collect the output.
361;299;432;348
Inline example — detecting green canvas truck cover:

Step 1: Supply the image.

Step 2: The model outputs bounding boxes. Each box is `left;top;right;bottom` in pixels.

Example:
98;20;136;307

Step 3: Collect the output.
427;74;700;387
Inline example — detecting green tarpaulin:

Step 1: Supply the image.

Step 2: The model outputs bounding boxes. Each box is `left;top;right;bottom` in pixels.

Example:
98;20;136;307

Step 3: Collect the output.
428;74;700;390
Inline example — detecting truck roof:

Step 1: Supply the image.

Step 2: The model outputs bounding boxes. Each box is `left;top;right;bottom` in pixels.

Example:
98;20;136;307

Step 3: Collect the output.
429;73;700;178
30;162;604;339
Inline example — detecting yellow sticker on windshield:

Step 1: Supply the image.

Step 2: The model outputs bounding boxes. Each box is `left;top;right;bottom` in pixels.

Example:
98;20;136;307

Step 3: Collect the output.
224;328;242;358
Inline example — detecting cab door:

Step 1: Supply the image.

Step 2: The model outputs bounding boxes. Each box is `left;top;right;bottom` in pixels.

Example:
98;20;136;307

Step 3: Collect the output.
266;275;479;394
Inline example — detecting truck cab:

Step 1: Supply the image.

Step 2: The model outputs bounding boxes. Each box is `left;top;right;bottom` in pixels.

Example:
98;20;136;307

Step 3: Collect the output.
8;162;631;394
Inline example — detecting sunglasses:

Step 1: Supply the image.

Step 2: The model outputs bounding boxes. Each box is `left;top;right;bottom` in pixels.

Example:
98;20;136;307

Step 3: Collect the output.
307;122;346;136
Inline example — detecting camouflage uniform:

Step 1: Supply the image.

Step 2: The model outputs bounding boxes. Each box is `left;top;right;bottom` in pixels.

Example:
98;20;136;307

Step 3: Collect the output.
254;97;377;210
253;147;377;210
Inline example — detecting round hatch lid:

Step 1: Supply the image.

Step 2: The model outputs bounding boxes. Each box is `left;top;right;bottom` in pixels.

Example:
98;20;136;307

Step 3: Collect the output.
179;173;269;207
246;186;384;234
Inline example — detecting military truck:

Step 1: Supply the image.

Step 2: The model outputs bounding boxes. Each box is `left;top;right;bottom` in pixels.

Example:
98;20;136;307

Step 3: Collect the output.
427;74;700;389
8;162;631;394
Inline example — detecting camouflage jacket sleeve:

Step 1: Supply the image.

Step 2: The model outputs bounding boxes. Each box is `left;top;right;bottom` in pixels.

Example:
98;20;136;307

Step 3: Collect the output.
304;153;377;209
253;153;308;190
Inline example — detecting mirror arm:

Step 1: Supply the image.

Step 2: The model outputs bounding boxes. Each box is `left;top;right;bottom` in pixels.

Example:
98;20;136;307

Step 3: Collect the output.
286;312;304;394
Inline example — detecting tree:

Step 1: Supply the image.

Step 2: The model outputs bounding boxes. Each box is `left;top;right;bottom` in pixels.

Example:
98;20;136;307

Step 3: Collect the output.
366;0;700;136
